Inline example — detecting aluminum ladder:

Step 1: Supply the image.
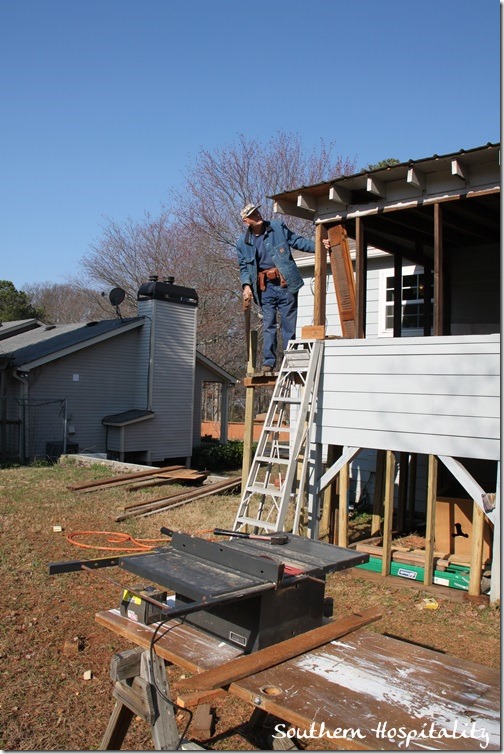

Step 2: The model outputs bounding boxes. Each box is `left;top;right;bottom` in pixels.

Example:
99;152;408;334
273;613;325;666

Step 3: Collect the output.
233;339;324;535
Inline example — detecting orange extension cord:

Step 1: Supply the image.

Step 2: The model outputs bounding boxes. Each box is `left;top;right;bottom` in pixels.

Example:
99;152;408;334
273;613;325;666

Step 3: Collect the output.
66;529;213;552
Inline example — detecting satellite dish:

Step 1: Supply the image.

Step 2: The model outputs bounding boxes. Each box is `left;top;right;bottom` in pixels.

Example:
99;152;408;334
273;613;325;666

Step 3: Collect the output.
109;287;126;306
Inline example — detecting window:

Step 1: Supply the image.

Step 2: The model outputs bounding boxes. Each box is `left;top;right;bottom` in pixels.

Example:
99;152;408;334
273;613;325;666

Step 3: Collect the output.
380;265;433;336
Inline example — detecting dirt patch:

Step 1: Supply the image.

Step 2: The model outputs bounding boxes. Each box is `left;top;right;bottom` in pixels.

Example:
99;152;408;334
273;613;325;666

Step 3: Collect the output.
0;460;499;751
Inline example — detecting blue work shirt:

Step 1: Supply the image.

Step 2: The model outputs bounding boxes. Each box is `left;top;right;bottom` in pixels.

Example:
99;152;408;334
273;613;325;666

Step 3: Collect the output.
236;219;315;303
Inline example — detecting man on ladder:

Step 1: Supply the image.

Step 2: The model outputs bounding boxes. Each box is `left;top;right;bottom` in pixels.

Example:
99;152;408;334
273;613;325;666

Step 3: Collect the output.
236;203;331;374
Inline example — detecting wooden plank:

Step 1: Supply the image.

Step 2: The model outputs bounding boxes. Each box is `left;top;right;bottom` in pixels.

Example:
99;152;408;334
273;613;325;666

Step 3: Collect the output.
119;477;240;519
229;629;500;750
67;464;185;492
327;224;357;338
175;607;382;692
300;325;325;340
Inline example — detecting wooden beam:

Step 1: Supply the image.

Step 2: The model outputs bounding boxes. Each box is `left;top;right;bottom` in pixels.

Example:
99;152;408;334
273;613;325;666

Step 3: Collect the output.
366;176;386;197
393;254;402;337
489;463;500;604
433;202;444;335
407;167;426;191
337;461;349;548
273;199;314;221
468;501;484;596
313;224;328;327
328;184;352;205
451;158;468;181
372;449;386;537
241;330;257;492
318;446;361;492
175;607;382;692
381;451;395;577
438;455;495;524
319;445;340;543
297;192;318;213
424;455;438;586
355;216;367;338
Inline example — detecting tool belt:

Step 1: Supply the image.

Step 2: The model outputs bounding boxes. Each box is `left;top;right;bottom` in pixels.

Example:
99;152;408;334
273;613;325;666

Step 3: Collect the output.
258;267;287;292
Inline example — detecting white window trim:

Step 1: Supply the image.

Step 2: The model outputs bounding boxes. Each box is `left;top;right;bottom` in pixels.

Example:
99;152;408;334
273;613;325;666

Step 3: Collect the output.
378;264;429;338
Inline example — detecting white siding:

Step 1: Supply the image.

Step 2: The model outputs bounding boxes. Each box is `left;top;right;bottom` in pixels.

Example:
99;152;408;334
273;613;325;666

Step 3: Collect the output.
316;334;500;460
297;253;391;338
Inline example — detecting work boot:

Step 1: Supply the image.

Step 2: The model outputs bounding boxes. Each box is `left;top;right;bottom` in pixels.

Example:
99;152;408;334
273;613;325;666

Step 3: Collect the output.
257;364;275;376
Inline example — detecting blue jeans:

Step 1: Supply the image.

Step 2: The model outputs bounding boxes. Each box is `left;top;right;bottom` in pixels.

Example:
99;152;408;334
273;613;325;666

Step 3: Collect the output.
260;284;298;367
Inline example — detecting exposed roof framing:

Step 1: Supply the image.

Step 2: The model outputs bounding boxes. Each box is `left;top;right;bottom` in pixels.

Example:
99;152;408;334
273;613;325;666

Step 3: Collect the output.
270;143;500;260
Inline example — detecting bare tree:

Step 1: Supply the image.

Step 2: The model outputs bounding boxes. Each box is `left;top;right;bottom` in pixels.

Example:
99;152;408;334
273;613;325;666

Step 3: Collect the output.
24;282;115;324
68;132;356;418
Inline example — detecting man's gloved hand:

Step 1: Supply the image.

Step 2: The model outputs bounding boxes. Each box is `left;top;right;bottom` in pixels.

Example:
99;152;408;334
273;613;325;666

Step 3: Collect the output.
242;285;253;305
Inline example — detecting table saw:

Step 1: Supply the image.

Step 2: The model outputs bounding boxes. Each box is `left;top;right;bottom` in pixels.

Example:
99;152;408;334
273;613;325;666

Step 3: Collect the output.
117;531;368;652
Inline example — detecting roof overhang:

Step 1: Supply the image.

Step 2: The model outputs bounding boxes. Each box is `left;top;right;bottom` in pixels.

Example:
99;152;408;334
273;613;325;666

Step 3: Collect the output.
14;319;145;371
271;143;500;260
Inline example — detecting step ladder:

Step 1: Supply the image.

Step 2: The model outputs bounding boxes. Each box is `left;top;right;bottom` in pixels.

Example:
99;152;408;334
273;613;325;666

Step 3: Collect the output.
233;339;324;535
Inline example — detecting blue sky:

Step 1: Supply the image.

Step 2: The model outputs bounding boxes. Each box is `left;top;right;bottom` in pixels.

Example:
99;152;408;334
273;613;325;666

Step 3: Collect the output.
1;0;500;291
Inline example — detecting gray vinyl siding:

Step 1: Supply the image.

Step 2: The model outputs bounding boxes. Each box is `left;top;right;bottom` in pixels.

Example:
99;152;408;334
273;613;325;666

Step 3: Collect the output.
315;334;500;461
136;299;197;460
20;329;143;457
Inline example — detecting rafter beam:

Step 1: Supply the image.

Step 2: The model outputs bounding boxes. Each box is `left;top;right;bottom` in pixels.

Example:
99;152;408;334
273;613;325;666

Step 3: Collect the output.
328;185;352;205
366;176;386;197
407;167;426;191
297;192;318;213
273;199;314;221
451;158;469;182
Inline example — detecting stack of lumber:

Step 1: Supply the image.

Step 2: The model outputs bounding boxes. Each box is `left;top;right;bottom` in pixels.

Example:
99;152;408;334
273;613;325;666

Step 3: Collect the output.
68;464;241;522
115;477;241;522
67;465;207;494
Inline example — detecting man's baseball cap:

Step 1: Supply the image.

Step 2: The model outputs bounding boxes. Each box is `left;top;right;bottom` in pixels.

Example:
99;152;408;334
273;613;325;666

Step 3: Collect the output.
240;203;261;220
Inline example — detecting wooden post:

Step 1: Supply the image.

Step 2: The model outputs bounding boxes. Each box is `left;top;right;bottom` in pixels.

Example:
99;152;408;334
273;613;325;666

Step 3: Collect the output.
407;453;418;530
468;501;485;596
337;462;350;547
372;449;386;536
490;462;500;604
241;330;257;492
424;455;438;586
396;452;409;533
314;224;328;327
319;444;340;542
433;202;445;336
381;451;395;577
393;254;402;337
355;217;367;338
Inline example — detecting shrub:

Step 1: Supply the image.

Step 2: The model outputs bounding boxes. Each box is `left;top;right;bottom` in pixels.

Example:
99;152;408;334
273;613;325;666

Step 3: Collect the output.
191;441;255;472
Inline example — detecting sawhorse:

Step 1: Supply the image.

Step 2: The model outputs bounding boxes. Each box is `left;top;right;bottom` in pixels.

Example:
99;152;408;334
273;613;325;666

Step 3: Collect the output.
100;647;202;751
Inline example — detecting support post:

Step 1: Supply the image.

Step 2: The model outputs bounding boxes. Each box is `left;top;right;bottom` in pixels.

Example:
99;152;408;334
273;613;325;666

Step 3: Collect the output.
355;217;367;338
241;330;257;492
372;450;386;536
337;461;350;547
469;501;485;597
424;455;438;586
381;451;395;577
314;224;328;326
